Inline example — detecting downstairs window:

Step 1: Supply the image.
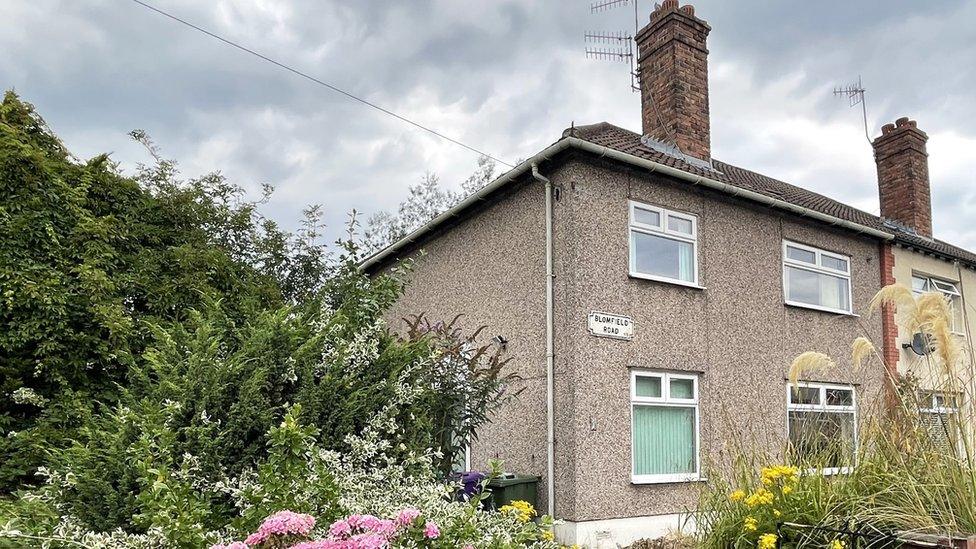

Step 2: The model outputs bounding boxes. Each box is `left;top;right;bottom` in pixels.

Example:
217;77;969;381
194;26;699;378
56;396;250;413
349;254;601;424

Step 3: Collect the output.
631;370;700;483
787;382;857;473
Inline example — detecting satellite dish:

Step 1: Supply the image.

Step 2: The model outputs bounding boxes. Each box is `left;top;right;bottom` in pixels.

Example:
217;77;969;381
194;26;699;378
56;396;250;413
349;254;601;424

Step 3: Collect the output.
904;332;934;356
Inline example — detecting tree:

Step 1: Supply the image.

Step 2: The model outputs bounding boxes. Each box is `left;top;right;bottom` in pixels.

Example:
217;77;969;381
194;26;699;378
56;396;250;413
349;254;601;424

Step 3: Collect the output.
0;92;329;491
362;156;497;254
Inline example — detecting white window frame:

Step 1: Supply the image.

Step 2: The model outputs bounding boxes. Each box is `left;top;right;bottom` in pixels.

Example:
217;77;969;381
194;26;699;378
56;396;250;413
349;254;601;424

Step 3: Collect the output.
785;381;857;475
630;370;701;484
912;275;966;336
628;201;700;288
782;240;854;315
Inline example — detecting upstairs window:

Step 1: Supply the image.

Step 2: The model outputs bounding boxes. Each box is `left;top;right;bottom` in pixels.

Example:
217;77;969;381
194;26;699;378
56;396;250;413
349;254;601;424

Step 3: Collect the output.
629;201;698;286
787;382;857;474
912;275;965;335
631;370;700;484
783;241;852;314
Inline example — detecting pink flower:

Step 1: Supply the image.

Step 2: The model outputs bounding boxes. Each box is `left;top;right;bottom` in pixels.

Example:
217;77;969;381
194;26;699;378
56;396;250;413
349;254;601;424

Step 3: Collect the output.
463;545;475;549
346;514;366;528
290;541;347;549
246;510;316;546
329;519;352;538
373;519;397;536
395;508;421;526
423;521;440;539
350;533;388;549
359;515;382;532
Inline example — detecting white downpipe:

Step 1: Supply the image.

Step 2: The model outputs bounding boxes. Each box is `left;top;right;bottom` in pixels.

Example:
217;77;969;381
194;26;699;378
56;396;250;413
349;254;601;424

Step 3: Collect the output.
531;162;556;518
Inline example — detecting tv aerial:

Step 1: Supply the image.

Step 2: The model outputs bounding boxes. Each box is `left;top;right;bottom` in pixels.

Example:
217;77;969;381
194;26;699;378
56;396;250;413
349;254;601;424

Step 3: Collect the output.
833;76;871;144
585;0;643;92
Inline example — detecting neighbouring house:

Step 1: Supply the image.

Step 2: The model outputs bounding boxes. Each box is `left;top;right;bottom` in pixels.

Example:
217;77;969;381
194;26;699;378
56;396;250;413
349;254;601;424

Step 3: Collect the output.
873;118;976;450
361;1;976;545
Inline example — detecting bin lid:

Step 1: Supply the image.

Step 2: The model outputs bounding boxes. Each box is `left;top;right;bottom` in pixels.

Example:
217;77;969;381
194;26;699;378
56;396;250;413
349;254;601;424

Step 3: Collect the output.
487;474;540;487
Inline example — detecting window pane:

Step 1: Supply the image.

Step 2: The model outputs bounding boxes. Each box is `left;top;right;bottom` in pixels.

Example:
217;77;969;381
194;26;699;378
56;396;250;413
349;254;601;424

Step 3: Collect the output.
788;411;855;469
668;215;693;235
632;231;695;283
633;207;661;227
825;388;853;407
635;376;662;398
921;412;955;454
633;405;696;475
670;378;694;399
786;266;850;312
933;280;959;294
790;386;820;405
787;246;816;264
821;255;848;272
911;277;926;293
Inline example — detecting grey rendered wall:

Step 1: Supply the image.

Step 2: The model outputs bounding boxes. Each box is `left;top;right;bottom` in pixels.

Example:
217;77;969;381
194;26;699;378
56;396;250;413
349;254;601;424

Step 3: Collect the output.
377;179;555;508
550;158;886;522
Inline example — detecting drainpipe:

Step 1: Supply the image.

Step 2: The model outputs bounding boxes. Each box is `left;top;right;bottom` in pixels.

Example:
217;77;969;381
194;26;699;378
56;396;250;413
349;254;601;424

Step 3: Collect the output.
531;163;556;518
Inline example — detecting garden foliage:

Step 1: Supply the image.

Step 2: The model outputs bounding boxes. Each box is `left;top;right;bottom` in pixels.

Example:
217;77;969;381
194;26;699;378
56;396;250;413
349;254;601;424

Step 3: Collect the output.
0;92;530;548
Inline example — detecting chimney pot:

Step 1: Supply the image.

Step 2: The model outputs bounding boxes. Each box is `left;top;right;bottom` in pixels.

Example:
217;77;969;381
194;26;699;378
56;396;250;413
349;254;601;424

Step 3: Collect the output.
635;2;712;161
873;117;932;237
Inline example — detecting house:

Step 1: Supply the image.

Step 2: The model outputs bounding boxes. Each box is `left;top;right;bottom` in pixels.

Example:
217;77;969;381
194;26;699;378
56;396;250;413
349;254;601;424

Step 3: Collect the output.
361;1;976;545
873;119;976;445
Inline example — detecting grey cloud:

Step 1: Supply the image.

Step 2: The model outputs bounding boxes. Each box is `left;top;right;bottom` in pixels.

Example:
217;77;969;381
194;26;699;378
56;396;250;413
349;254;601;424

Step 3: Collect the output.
2;0;974;251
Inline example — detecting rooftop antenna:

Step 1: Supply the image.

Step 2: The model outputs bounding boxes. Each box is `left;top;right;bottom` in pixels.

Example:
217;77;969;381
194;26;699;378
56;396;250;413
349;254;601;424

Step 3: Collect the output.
585;0;643;92
833;76;872;144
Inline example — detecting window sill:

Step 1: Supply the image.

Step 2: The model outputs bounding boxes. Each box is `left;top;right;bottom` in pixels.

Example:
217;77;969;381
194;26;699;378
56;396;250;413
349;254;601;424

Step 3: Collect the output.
629;272;706;290
784;301;859;317
803;467;851;477
631;473;703;485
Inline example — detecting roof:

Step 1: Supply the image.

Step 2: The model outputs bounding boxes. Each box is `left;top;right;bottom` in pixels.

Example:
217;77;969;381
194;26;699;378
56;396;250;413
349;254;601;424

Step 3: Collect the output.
569;122;976;267
361;121;976;271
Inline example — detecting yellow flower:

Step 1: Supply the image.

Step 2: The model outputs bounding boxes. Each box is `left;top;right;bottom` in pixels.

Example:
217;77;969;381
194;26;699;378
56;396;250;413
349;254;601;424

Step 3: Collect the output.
773;510;782;518
499;500;537;523
760;465;799;486
830;540;847;549
744;488;775;507
541;530;555;542
743;517;758;532
758;533;777;549
730;490;746;502
782;485;793;496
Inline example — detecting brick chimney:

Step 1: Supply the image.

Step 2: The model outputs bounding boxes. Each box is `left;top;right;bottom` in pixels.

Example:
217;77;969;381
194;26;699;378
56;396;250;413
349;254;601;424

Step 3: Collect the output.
635;0;711;161
872;117;932;237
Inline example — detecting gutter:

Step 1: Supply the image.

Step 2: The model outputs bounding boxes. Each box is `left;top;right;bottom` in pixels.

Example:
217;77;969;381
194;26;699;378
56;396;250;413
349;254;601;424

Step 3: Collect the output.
359;136;892;272
530;163;556;518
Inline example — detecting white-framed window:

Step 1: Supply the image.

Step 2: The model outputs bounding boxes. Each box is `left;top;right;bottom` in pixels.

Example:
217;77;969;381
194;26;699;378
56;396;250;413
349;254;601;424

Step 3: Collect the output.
629;201;699;287
912;275;965;336
786;382;857;474
631;370;700;483
918;390;962;454
782;241;853;314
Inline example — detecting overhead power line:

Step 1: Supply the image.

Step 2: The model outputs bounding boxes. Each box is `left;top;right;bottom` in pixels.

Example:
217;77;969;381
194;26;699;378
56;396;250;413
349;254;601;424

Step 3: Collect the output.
126;0;515;168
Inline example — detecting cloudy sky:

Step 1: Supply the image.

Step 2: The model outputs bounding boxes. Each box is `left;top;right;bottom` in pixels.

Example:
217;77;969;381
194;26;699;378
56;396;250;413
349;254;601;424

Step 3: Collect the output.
3;0;975;249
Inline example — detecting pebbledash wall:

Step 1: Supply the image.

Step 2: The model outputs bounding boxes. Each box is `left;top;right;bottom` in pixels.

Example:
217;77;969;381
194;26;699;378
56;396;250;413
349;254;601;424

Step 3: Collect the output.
378;152;887;546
